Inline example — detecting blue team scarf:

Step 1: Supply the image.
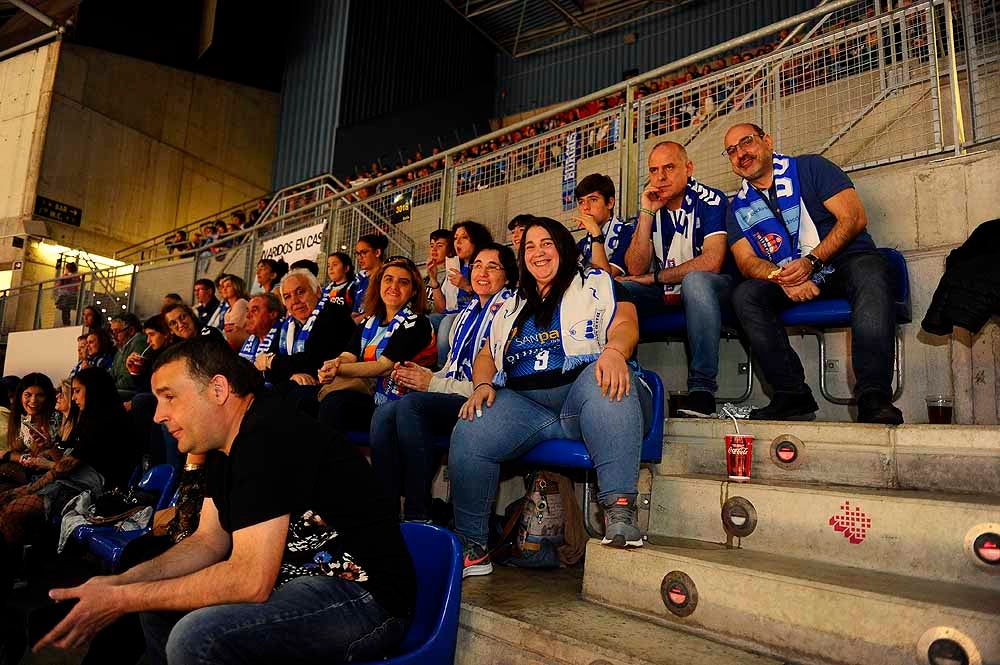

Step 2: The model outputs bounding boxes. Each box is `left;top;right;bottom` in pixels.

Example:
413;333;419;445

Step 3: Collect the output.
351;272;371;314
443;288;514;381
651;178;722;269
579;216;626;267
208;301;230;329
453;263;473;312
239;323;280;361
278;296;327;355
360;306;420;405
489;269;618;387
731;154;807;266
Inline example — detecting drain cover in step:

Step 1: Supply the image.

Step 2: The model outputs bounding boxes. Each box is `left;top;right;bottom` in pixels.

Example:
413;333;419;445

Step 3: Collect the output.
964;524;1000;569
660;571;698;617
769;434;805;469
917;627;981;665
721;496;758;538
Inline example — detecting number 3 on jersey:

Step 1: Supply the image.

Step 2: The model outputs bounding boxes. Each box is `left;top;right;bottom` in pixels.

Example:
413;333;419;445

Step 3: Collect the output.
533;350;550;370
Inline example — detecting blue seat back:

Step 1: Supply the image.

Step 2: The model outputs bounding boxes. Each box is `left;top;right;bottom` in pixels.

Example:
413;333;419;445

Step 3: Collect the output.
355;523;463;664
136;464;178;511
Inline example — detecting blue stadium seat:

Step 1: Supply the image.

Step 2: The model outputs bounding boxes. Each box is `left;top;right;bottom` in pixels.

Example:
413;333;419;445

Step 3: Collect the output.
353;522;463;665
517;368;664;467
779;248;911;403
77;464;179;570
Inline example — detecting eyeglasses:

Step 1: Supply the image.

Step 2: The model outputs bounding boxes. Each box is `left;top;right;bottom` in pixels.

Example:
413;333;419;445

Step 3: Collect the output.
355;249;371;257
722;133;763;158
471;261;505;274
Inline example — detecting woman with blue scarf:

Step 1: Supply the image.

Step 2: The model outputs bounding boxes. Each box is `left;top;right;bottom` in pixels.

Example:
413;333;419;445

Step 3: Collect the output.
317;257;434;435
370;243;517;523
450;217;653;578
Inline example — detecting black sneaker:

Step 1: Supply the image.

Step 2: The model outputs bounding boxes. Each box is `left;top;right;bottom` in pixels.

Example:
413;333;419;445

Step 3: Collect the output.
749;392;818;421
857;392;903;425
600;494;643;548
678;391;716;418
461;540;493;578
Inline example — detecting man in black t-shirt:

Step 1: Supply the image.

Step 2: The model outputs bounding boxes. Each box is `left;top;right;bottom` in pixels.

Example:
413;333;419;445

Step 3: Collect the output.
37;336;415;665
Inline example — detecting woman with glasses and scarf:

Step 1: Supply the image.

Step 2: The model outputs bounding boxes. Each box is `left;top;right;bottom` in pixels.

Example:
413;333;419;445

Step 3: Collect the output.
316;257;434;436
370;243;517;522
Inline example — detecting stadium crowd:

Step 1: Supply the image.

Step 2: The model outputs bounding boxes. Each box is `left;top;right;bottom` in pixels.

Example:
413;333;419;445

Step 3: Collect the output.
0;121;905;663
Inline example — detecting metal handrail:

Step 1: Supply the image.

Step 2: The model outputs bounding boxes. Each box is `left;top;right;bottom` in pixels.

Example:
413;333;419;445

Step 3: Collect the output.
113;173;343;262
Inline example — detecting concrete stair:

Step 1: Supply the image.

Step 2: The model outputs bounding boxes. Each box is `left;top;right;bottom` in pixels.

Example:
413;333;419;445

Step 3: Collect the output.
583;539;1000;665
660;420;1000;494
649;474;1000;591
456;420;999;665
458;566;784;665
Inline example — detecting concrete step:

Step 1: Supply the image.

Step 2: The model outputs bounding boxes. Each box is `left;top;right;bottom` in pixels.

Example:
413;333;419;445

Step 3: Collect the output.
457;566;783;665
648;474;1000;591
583;539;1000;665
659;419;1000;494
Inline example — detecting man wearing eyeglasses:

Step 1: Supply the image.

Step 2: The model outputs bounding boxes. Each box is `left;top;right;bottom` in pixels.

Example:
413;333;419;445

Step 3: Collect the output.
723;123;901;424
619;141;731;418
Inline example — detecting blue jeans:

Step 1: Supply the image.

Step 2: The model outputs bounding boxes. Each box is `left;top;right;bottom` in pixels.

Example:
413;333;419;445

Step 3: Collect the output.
140;576;407;665
434;314;457;368
370;391;465;520
449;364;652;546
620;271;732;394
731;250;896;398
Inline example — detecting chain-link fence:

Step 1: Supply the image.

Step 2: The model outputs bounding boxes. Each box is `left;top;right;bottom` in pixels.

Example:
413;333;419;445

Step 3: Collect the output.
963;0;1000;142
637;1;951;195
330;180;427;259
448;107;625;241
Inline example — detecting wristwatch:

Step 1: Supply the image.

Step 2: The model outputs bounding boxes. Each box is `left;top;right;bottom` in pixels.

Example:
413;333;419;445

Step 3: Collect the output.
805;253;824;274
591;233;606;244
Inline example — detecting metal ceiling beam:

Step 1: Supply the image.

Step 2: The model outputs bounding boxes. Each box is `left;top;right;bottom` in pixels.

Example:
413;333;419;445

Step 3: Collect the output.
0;27;59;59
466;0;522;18
512;0;692;57
7;0;57;28
442;0;514;57
542;0;594;35
496;0;652;47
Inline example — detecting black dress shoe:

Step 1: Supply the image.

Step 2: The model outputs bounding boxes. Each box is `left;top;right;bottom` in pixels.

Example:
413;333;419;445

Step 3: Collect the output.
749;392;819;421
678;391;717;418
857;392;904;425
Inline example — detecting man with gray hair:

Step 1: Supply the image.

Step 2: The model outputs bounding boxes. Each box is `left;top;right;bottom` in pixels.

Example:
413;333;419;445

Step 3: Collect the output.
254;268;354;386
238;292;284;363
110;313;148;396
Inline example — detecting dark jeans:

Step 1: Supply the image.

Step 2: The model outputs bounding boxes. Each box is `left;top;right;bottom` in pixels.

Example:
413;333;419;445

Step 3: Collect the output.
369;392;464;521
318;390;377;434
140;576;407;665
731;250;896;398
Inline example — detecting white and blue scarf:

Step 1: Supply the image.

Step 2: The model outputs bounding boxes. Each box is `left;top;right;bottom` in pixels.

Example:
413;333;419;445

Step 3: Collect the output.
579;216;626;269
443;288;515;381
360;306;421;405
731;154;816;267
207;300;230;329
489;269;616;387
278;296;328;355
239;323;280;362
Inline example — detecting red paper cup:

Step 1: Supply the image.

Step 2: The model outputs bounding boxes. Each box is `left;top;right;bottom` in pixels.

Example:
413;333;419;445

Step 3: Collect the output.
725;434;754;482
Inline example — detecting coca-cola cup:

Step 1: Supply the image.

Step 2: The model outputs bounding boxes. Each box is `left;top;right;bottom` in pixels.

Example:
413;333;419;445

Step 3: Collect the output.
725;434;754;482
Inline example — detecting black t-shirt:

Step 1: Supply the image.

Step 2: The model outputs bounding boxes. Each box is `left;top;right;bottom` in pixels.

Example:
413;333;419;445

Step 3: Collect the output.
345;313;432;363
504;281;634;391
205;395;416;619
68;410;138;492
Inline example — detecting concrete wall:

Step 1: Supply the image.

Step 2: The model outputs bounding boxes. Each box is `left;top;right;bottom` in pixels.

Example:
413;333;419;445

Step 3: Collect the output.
639;147;1000;425
35;44;280;257
0;43;59;265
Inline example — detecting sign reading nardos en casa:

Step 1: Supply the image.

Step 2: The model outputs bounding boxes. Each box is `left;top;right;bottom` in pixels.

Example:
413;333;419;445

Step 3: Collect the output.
259;223;326;265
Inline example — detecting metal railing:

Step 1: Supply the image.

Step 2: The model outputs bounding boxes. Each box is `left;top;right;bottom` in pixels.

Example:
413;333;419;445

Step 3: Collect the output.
3;0;995;337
